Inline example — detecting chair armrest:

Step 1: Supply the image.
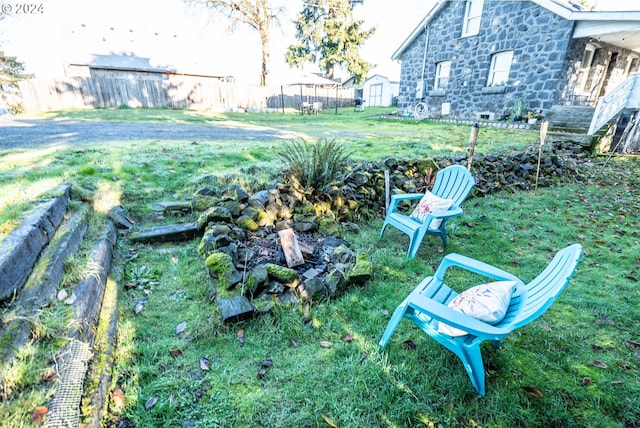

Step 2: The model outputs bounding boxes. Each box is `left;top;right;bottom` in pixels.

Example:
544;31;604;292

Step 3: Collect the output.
434;253;522;284
388;193;424;212
408;293;511;340
422;206;463;222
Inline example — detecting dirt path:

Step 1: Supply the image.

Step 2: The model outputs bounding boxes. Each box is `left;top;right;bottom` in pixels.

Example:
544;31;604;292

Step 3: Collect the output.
0;115;304;150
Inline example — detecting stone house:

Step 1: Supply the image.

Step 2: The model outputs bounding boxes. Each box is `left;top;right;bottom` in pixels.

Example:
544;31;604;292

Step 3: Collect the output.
392;0;640;129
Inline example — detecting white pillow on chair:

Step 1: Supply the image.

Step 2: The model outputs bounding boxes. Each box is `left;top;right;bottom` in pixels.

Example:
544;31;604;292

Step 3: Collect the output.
437;280;517;337
409;191;454;229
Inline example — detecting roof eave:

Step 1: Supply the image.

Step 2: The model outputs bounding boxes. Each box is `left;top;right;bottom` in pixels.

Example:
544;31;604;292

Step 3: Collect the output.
391;1;448;61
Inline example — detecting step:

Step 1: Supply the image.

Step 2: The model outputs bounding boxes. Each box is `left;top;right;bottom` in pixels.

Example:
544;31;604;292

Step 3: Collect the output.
0;184;71;303
0;203;91;369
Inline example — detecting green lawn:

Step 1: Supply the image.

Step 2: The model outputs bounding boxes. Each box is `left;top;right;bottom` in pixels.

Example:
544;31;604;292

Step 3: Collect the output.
1;108;638;427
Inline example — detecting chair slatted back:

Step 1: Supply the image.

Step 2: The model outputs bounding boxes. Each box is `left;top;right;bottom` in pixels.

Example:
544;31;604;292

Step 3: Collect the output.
431;165;476;207
501;244;582;331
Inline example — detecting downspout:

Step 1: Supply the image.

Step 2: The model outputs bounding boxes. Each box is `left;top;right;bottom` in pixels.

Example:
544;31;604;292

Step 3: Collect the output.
417;25;430;99
421;25;430;82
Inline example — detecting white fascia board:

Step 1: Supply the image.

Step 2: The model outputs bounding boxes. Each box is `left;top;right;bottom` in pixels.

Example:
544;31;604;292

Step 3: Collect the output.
391;1;448;61
573;21;640;39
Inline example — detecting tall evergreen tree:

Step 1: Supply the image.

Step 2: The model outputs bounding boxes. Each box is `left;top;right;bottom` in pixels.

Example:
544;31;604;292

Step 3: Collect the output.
286;0;374;83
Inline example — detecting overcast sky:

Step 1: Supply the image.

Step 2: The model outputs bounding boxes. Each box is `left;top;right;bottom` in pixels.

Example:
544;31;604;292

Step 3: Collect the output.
1;0;638;84
0;0;434;84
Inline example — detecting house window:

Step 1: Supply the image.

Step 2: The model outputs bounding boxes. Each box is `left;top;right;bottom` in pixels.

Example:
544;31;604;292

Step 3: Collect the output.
487;51;513;87
434;61;451;90
461;0;484;37
581;44;596;69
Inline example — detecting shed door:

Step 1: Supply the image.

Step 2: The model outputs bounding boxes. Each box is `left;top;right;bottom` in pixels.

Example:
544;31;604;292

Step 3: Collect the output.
368;83;383;107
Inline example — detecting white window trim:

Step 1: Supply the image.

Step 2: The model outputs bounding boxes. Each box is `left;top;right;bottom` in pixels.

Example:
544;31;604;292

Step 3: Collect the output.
434;61;451;90
625;55;639;75
487;51;513;87
462;0;484;37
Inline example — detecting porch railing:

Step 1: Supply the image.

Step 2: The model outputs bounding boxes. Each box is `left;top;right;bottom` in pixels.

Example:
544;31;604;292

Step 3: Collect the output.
588;72;640;135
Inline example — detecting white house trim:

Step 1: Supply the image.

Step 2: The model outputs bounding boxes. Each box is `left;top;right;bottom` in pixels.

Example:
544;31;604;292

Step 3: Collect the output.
392;1;640;61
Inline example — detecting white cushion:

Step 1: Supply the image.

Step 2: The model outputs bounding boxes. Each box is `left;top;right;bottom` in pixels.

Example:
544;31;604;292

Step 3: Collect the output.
409;191;454;229
437;280;517;337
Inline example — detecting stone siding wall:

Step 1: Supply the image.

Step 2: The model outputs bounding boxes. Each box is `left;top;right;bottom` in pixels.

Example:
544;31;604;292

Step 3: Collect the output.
397;1;574;119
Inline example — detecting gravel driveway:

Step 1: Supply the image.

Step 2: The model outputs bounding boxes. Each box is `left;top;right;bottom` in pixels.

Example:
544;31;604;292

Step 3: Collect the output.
0;115;304;150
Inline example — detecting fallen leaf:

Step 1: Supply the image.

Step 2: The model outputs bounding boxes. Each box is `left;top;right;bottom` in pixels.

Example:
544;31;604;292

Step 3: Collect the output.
145;396;158;409
56;289;68;301
402;340;417;350
625;339;640;348
111;387;125;409
589;360;608;369
176;321;187;335
199;357;210;371
171;254;179;264
236;329;245;342
381;309;389;316
342;333;354;342
134;302;144;315
31;406;48;425
169;349;182;357
291;338;299;347
359;354;368;364
611;380;624;385
321;413;338;427
523;386;543;397
261;359;273;368
581;377;592;386
319;341;332;348
258;368;268;379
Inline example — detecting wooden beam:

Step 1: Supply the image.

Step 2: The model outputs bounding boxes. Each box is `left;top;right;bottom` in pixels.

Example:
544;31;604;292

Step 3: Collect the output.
278;228;305;268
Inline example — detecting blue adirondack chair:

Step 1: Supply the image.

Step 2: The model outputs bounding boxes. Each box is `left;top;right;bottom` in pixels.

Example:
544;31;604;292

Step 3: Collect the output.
379;165;475;259
379;244;583;395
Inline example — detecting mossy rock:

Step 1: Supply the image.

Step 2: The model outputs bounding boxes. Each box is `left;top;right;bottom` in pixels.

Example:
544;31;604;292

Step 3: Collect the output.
297;278;328;300
416;158;439;176
324;269;347;296
265;263;300;286
241;205;261;221
193;194;220;212
245;264;268;295
236;215;259;231
348;253;372;285
318;217;342;236
221;199;241;217
197;206;233;229
332;244;355;263
205;252;241;288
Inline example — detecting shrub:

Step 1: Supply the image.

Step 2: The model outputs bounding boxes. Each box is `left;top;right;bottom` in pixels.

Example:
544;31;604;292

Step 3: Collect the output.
277;138;352;193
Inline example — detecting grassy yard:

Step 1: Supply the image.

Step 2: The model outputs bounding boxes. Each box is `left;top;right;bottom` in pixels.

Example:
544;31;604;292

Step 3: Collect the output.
1;108;639;427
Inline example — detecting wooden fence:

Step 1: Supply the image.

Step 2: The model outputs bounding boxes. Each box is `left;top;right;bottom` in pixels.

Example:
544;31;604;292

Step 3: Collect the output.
18;75;356;113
